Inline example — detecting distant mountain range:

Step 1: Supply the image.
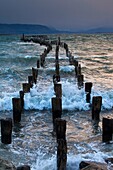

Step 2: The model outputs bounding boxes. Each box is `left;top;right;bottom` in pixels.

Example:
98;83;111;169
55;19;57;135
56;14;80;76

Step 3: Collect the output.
81;27;113;34
0;23;113;34
0;23;60;34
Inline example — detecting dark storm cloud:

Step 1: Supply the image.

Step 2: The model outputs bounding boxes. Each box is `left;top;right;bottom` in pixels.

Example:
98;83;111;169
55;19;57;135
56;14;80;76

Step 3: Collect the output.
0;0;113;30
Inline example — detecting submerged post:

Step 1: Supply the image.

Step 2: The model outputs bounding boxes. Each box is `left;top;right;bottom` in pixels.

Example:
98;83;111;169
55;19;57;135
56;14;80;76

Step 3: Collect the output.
102;117;113;143
56;45;59;60
92;96;102;121
53;74;60;84
51;97;62;132
16;165;30;170
55;61;60;76
54;83;62;98
12;98;22;123
77;75;84;89
22;83;30;93
28;76;33;88
19;90;24;109
32;67;38;84
56;119;67;170
37;60;40;68
57;139;67;170
55;118;66;142
1;118;12;144
85;82;93;103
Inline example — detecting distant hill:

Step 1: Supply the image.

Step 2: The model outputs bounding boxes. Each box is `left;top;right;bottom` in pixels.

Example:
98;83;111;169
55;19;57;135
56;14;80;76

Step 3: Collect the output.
0;23;60;34
83;27;113;34
75;27;113;34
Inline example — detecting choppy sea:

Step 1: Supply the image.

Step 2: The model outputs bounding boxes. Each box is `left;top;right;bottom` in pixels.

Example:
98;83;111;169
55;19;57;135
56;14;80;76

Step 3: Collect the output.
0;33;113;169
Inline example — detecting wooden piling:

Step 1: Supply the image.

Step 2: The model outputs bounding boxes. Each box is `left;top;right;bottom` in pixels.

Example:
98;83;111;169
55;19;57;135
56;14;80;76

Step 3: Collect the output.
46;45;52;54
37;60;40;68
57;139;67;170
22;83;30;93
19;90;24;109
54;83;62;98
53;74;60;84
56;45;59;60
74;60;78;67
102;117;113;143
51;97;62;132
12;98;22;123
55;118;66;142
86;93;91;103
78;64;81;75
68;52;74;65
55;61;60;76
32;67;38;84
85;82;93;103
75;61;79;77
16;165;30;170
28;76;33;88
64;43;68;57
58;37;61;46
85;82;93;93
92;96;102;121
77;75;84;89
1;118;12;144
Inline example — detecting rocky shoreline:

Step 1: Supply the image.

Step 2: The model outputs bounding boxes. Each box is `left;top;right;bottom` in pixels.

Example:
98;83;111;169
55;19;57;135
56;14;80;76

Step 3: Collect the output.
0;157;16;170
1;156;113;170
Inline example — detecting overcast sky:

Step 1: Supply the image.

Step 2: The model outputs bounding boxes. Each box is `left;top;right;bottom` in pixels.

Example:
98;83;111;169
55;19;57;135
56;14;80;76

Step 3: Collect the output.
0;0;113;31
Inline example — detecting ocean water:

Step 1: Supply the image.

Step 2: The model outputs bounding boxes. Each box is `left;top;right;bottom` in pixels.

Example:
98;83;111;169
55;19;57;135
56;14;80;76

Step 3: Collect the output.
0;34;113;169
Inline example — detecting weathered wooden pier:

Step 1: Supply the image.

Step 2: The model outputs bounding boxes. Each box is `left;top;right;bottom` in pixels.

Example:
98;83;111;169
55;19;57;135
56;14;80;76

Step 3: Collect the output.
1;34;112;170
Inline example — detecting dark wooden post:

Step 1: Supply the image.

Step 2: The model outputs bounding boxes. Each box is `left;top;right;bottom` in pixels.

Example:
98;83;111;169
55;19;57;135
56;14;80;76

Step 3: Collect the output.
77;75;84;89
78;64;81;75
55;118;66;142
74;60;79;77
37;60;40;68
55;61;60;76
68;52;74;65
28;76;33;88
57;139;67;170
51;97;62;132
64;43;68;57
53;74;60;84
12;98;22;123
19;91;24;109
85;82;93;103
1;118;12;144
16;165;30;170
58;37;61;46
32;67;38;84
54;83;62;98
46;45;52;54
102;117;113;143
92;96;102;121
22;83;30;93
56;45;59;60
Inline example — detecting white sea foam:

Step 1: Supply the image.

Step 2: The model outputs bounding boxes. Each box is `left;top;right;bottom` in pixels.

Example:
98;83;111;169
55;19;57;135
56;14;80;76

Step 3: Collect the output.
1;79;113;111
60;65;75;72
31;151;110;170
24;55;33;58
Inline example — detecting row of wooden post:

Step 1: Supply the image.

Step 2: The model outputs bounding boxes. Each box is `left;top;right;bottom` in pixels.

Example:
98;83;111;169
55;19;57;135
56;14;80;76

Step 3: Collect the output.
0;37;53;170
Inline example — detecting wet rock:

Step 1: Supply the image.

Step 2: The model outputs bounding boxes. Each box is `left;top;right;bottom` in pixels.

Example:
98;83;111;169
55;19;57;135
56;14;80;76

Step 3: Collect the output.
79;161;107;170
105;157;113;164
0;157;16;170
